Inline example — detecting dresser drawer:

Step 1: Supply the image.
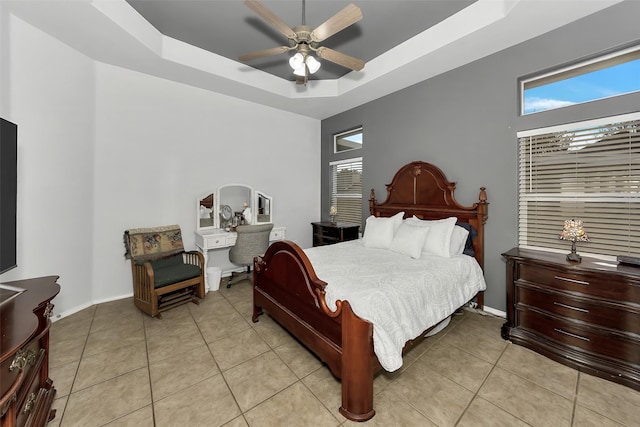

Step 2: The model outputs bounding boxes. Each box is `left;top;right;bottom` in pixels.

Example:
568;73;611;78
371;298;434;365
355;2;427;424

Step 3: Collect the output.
518;285;640;335
518;263;640;303
518;308;640;365
16;348;46;427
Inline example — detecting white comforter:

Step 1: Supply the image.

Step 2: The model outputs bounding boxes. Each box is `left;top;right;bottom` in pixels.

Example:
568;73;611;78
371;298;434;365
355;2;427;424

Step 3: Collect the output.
304;239;487;372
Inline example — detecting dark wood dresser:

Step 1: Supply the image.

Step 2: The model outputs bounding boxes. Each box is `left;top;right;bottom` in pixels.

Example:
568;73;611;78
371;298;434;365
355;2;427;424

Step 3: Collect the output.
311;222;360;247
501;248;640;391
1;276;60;427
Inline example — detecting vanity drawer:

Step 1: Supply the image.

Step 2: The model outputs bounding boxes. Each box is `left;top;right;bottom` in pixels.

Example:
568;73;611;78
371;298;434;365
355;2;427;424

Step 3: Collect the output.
205;235;227;248
270;229;285;241
518;308;640;365
518;263;640;302
517;286;640;335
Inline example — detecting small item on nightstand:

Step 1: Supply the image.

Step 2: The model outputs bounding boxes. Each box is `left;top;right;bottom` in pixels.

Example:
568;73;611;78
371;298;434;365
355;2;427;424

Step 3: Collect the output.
617;255;640;267
329;205;338;225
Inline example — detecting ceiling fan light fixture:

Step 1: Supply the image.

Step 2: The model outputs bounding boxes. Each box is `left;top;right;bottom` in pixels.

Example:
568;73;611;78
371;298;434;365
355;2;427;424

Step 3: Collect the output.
289;52;304;70
305;55;321;74
293;64;307;77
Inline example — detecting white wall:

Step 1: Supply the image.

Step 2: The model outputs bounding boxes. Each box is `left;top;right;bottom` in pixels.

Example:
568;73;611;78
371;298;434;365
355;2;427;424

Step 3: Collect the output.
1;12;321;317
92;63;321;303
0;13;95;314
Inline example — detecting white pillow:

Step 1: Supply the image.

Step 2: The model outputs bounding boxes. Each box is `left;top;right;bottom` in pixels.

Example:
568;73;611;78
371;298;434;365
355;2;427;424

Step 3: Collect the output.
389;222;430;259
449;225;470;256
404;216;457;257
362;212;405;249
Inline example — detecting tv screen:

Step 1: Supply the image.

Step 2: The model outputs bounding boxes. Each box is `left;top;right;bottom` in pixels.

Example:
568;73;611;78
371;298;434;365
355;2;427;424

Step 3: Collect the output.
1;117;17;273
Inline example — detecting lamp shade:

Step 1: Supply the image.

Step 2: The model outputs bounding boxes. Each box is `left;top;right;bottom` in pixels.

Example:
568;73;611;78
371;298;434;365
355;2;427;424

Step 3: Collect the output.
289;52;304;69
306;55;321;74
559;219;590;242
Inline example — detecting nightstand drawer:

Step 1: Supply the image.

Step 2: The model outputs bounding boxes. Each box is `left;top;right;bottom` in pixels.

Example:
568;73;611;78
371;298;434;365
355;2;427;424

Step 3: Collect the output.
519;263;640;302
518;309;640;365
517;285;640;335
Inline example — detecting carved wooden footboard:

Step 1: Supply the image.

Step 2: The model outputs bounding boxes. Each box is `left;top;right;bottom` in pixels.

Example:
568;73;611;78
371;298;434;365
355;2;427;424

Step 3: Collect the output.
252;240;377;421
252;161;488;421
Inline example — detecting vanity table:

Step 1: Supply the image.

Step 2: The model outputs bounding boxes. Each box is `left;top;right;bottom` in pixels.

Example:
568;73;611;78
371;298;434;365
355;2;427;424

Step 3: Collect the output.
195;184;285;290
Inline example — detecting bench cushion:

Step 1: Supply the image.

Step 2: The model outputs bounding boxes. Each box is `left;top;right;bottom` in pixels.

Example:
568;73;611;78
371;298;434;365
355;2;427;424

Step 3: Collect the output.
151;259;201;289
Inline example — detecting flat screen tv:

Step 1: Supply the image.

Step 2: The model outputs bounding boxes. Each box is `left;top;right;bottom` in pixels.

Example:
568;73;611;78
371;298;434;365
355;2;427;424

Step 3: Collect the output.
1;118;17;273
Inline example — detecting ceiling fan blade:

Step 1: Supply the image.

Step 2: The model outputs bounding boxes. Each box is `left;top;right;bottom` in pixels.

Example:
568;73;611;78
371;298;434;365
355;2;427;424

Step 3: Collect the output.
316;47;364;71
244;0;297;40
310;3;362;43
238;46;291;62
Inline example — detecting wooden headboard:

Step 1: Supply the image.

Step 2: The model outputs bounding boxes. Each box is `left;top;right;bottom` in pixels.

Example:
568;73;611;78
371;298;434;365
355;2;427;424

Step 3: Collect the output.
369;161;488;271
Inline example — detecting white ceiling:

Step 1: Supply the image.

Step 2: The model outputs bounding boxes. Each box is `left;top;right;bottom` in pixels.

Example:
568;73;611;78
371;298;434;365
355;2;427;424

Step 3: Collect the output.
4;0;623;120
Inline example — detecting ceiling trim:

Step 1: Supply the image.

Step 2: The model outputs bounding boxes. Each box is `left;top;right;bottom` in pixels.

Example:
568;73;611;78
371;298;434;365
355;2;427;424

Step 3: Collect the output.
5;0;624;119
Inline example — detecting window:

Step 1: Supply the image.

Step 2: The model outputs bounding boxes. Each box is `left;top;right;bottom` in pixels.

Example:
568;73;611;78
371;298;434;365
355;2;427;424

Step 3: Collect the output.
522;45;640;115
517;112;640;259
330;157;363;227
334;127;363;153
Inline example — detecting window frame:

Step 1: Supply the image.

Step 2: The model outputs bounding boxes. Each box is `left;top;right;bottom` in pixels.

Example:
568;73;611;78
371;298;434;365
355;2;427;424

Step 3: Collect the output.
329;157;363;228
520;44;640;115
334;127;363;154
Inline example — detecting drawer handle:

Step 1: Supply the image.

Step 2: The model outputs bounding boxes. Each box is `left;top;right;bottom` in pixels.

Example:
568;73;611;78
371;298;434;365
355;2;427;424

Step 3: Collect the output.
554;328;590;342
22;392;36;414
554;276;589;286
553;301;589;313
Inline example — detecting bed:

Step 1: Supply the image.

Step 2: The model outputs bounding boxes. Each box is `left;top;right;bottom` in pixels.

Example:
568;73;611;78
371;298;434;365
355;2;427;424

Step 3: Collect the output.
252;161;488;421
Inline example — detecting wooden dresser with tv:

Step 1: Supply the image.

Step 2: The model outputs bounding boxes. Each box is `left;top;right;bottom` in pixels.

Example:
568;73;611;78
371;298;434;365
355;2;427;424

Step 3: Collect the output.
502;248;640;391
1;276;60;427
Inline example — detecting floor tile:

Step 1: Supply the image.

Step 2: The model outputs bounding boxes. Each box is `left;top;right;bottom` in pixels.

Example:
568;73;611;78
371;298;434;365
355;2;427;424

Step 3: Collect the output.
573;405;625;427
49;359;79;398
438;321;508;364
419;340;493;392
243;382;339;427
82;322;145;357
73;340;147;391
457;397;530;427
342;389;437;426
154;375;241;427
62;368;151;426
145;325;208;364
478;367;573;427
498;343;578;399
577;373;640;427
223;350;298;412
301;365;343;419
149;345;220;401
208;327;270;370
273;339;323;379
385;363;474;427
103;405;155;427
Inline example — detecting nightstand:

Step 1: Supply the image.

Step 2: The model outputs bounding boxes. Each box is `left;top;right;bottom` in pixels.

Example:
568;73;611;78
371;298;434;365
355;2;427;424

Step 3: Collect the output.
311;222;360;247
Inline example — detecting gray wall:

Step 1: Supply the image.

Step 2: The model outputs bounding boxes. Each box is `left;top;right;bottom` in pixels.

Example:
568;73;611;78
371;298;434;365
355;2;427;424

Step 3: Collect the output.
321;1;640;312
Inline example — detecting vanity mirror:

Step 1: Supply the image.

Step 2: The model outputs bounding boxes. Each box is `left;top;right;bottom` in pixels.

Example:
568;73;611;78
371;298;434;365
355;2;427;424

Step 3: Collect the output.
197;185;274;231
255;191;273;224
197;193;215;230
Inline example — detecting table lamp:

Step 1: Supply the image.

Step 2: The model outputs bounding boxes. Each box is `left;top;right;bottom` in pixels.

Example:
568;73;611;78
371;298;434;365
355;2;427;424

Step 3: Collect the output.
559;219;590;262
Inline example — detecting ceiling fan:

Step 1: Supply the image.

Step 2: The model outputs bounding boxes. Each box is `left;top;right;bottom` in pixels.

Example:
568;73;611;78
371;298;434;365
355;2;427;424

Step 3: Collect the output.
239;0;365;85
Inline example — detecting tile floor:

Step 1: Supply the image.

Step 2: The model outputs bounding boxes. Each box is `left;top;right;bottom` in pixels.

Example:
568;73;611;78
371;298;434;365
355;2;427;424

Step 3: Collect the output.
47;279;640;427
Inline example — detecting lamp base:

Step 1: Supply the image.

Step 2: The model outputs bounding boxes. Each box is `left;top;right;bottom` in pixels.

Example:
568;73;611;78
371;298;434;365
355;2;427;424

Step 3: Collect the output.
566;240;581;262
566;252;582;262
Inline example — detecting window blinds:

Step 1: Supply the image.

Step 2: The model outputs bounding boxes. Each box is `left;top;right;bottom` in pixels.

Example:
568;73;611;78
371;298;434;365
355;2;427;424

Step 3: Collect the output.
518;113;640;258
330;158;363;227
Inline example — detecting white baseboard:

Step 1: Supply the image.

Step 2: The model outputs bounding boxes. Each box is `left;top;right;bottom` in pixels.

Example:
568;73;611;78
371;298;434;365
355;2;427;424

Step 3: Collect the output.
482;305;506;318
52;292;134;322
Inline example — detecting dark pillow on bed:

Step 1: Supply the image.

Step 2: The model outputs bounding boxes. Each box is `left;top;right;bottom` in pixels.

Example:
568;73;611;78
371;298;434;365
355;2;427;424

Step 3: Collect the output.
455;222;477;257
